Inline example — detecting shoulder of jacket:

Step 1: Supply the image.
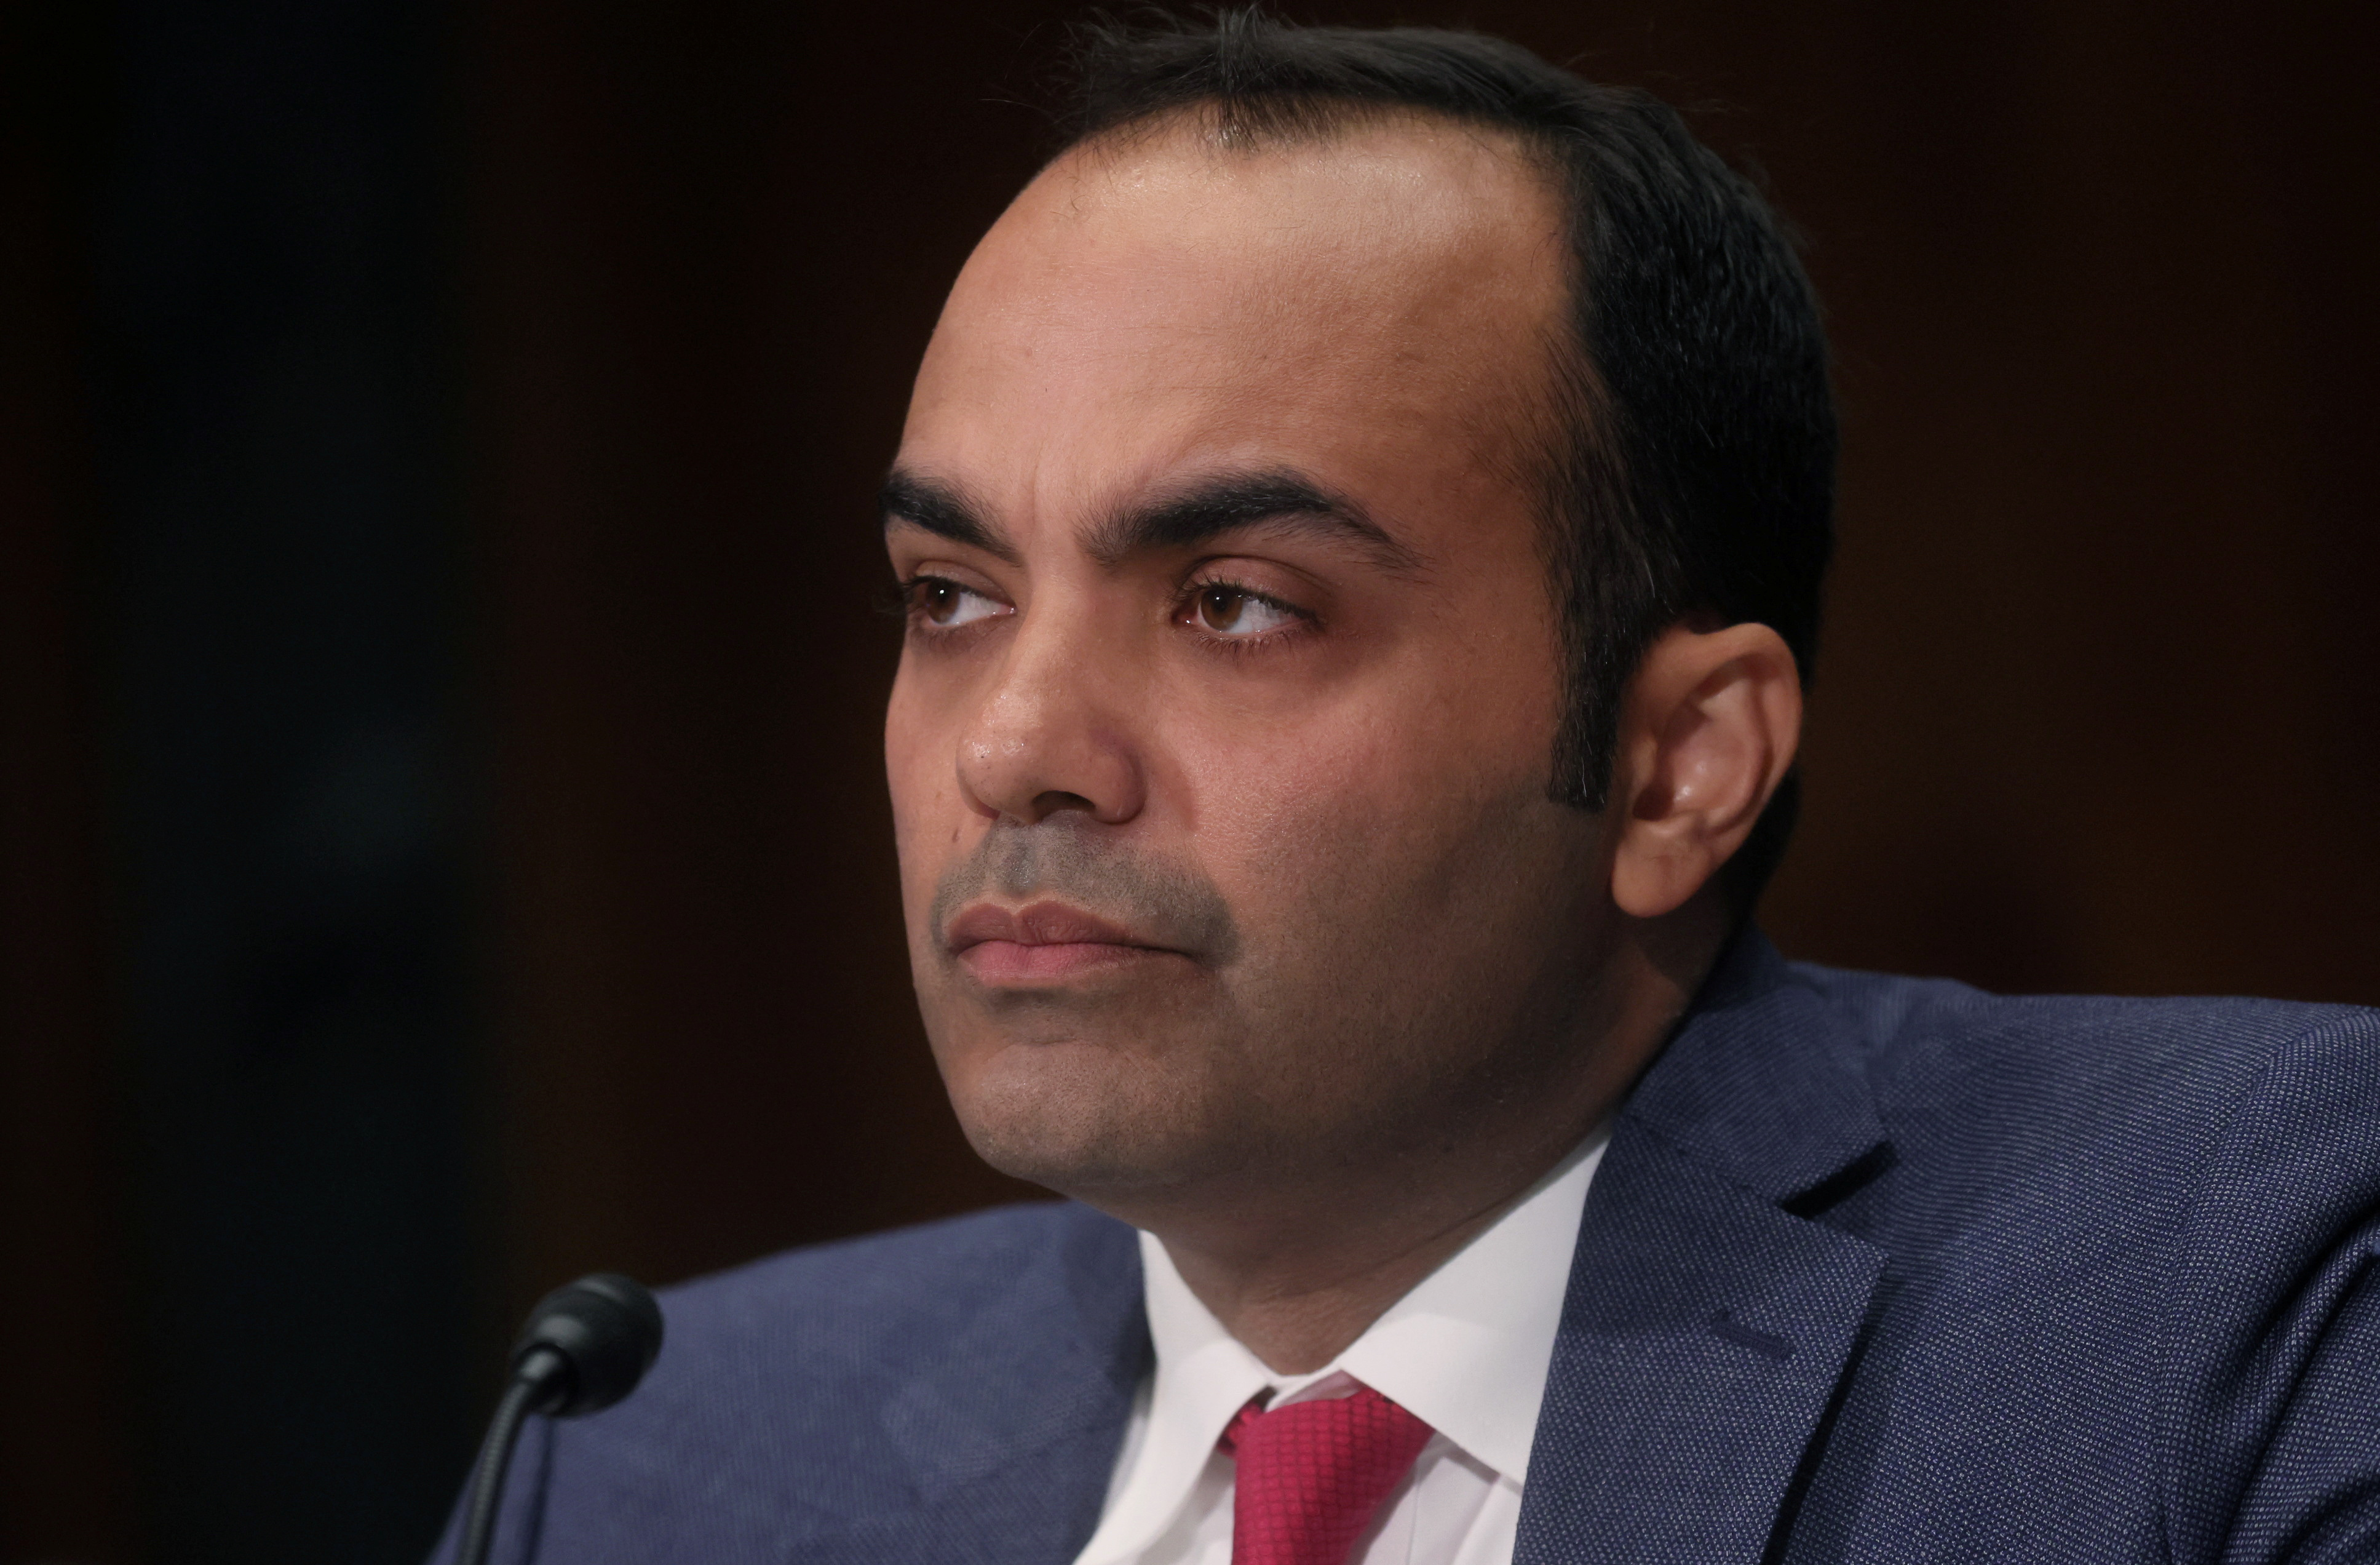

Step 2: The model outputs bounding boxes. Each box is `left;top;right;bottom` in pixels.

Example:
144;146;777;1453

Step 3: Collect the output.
656;1198;1115;1342
1787;956;2373;1103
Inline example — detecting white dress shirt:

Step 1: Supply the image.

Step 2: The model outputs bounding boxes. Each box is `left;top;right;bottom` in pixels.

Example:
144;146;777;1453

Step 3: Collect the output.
1071;1129;1608;1565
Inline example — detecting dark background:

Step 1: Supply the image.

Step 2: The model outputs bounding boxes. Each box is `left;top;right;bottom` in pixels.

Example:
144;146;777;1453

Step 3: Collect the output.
5;1;2375;1559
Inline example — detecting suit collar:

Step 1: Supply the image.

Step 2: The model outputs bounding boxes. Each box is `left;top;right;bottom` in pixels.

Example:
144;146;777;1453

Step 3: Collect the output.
1622;925;1889;1205
878;1203;1147;1499
816;1206;1144;1564
1515;925;1893;1565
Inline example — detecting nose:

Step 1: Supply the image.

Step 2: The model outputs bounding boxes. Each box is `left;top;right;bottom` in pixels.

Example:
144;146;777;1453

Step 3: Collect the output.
954;604;1147;827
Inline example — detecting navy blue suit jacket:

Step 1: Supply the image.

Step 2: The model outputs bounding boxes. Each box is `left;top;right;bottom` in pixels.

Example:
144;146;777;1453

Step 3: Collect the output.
440;933;2380;1561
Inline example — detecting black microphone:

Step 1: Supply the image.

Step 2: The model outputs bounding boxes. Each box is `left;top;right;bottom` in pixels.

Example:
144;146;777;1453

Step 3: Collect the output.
455;1273;665;1565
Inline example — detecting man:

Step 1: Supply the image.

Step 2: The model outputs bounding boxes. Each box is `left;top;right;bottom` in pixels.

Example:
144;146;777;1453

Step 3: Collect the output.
443;12;2380;1563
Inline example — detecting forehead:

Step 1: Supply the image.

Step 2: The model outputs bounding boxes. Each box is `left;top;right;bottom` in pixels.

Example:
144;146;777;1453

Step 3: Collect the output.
901;111;1570;521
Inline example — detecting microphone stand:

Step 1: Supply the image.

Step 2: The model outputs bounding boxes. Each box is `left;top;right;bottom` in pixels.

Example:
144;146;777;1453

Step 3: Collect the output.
455;1346;567;1565
453;1274;663;1565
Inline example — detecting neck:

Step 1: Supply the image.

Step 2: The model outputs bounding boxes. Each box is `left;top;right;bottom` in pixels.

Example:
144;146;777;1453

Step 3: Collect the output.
1156;1131;1587;1372
1147;916;1718;1372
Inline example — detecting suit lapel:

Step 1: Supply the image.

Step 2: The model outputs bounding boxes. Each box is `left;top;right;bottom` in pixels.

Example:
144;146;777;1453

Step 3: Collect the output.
799;1206;1148;1565
1517;931;1891;1565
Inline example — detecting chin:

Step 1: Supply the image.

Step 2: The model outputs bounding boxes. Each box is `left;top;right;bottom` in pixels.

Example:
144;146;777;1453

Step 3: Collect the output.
945;1035;1224;1200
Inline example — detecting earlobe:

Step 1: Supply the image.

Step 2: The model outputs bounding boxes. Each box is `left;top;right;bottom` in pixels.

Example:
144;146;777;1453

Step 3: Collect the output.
1608;623;1802;919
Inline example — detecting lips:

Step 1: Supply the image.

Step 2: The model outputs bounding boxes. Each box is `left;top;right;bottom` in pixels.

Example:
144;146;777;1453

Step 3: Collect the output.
945;900;1174;983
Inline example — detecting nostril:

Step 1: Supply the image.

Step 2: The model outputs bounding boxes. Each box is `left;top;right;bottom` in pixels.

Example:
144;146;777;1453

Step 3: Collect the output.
1026;789;1100;822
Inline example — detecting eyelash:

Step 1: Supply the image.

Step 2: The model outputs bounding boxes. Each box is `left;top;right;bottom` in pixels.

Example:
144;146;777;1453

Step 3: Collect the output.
891;575;1006;639
1176;573;1317;653
889;571;1318;653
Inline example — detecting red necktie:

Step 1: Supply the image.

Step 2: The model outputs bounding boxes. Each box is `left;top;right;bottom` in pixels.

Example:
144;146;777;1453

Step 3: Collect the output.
1221;1386;1435;1565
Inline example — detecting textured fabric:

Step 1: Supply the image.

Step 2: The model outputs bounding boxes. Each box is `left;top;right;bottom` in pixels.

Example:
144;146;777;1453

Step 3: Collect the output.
425;928;2380;1564
1075;1133;1605;1565
1222;1388;1434;1565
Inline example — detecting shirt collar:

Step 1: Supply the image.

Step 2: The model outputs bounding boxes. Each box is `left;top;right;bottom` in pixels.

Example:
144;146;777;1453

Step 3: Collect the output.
1113;1126;1608;1545
1330;1128;1606;1479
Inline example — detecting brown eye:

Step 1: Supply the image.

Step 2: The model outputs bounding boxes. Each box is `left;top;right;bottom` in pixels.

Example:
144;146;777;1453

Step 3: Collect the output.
1186;581;1300;640
1198;586;1246;631
907;576;1005;630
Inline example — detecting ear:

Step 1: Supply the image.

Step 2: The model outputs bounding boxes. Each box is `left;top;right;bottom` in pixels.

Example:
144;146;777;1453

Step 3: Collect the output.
1608;622;1803;920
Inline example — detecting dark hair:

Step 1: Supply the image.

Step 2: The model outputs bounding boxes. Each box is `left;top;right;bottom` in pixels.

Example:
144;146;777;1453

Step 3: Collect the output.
1052;9;1836;905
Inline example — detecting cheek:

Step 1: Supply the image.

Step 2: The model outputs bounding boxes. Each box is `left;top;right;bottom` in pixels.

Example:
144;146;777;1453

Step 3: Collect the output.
1168;631;1558;863
1167;691;1545;947
1159;599;1582;1038
885;670;960;933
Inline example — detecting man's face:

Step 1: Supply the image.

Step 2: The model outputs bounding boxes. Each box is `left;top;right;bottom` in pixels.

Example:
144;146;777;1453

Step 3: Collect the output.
884;114;1623;1213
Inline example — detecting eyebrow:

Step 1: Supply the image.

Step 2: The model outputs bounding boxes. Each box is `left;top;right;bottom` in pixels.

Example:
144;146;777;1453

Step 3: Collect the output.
879;464;1423;575
1082;469;1424;573
878;470;1021;563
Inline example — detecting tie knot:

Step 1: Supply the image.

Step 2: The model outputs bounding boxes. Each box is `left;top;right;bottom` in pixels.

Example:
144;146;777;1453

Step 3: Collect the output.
1223;1385;1435;1565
